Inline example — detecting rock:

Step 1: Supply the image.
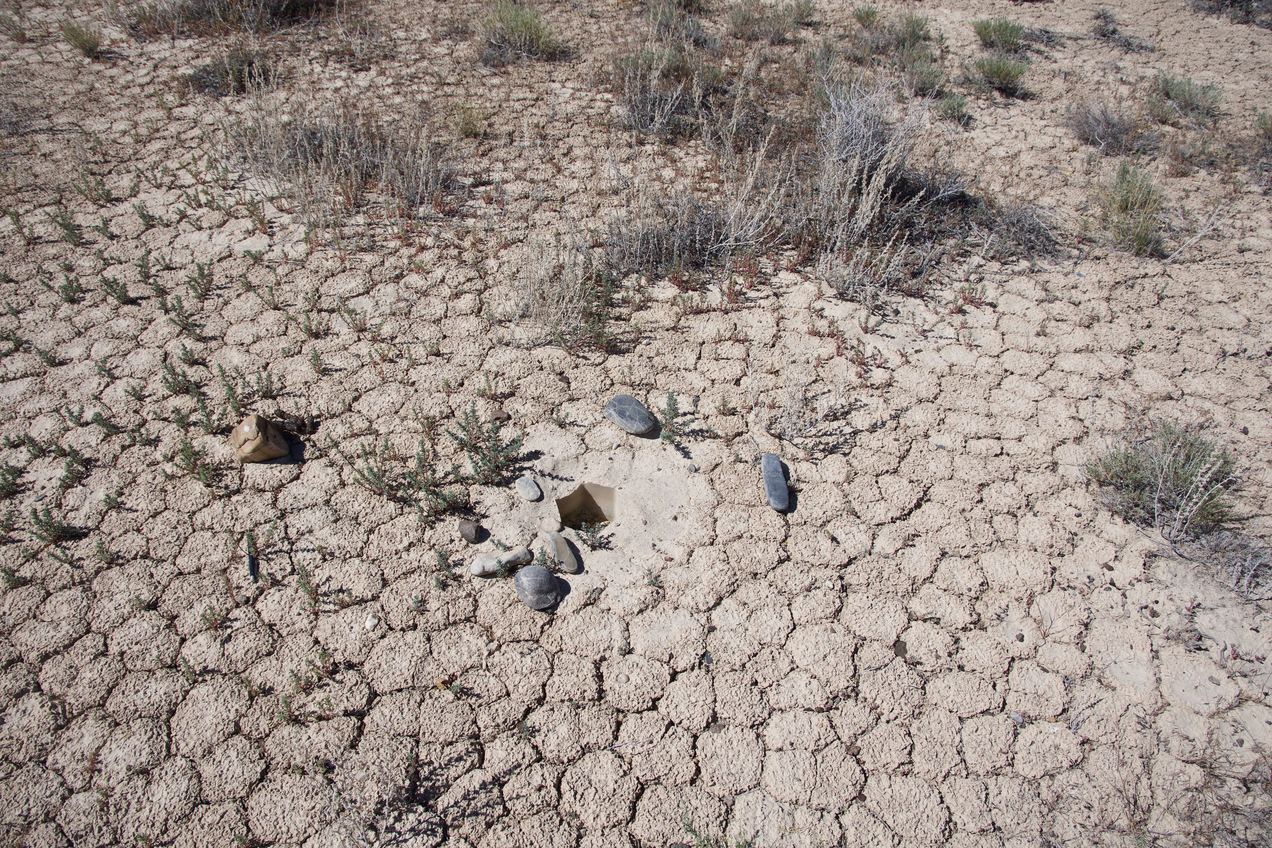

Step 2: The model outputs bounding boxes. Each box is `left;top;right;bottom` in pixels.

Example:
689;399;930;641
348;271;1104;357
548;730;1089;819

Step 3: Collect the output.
497;547;533;567
760;452;789;512
538;516;563;534
364;614;379;631
470;554;499;577
229;414;290;463
603;394;657;435
514;565;561;611
539;530;581;574
515;475;542;502
489;405;511;423
458;519;482;544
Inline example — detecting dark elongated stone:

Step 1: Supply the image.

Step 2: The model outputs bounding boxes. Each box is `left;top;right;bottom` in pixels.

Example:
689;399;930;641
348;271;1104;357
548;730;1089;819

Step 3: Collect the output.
514;565;561;611
761;452;789;512
604;394;657;435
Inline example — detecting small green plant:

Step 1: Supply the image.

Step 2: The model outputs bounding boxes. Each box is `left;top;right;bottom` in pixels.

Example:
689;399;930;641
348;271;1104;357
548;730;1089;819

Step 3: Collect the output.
296;563;318;609
454;104;487;139
1099;162;1163;256
188;46;277;97
893;12;930;49
0;464;22;499
447;403;523;484
1086;421;1238;540
48;206;81;245
2;566;29;590
480;1;565;65
1149;72;1221;126
102;275;136;305
171;437;216;485
971;53;1028;96
972;18;1025;52
61;21;103;58
30;507;87;544
659;392;690;446
161;360;200;396
726;0;799;43
852;4;880;28
935;93;970;125
186;262;213;299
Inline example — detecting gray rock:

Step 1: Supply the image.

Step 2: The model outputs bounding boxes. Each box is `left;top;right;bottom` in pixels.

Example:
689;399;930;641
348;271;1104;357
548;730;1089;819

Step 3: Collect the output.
497;547;533;567
458;519;482;544
539;530;581;574
538;516;563;534
515;475;543;502
514;565;561;611
760;452;789;512
604;394;657;435
469;554;499;577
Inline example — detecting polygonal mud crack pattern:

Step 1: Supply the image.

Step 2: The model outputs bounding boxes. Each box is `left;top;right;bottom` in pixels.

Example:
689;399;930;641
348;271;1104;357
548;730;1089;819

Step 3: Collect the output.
1;1;1271;847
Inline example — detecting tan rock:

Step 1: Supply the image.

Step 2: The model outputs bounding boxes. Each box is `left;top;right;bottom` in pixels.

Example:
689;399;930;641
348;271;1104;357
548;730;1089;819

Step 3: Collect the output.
228;414;289;463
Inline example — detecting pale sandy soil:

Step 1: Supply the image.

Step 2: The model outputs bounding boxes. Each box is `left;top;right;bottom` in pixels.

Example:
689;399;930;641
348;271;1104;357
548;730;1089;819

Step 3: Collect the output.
1;0;1270;846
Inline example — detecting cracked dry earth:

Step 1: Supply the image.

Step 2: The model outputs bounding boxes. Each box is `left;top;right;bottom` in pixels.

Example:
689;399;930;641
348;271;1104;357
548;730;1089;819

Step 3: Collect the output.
2;0;1271;846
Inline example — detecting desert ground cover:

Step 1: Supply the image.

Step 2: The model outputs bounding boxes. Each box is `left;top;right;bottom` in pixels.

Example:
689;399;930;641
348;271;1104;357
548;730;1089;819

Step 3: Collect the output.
1;0;1271;845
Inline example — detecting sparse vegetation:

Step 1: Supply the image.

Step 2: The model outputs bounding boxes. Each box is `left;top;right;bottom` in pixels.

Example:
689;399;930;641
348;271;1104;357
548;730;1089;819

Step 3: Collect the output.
1099;162;1163;256
1067;101;1154;154
1087;421;1237;540
1149;73;1221;126
726;0;802;44
448;403;523;484
122;0;334;37
30;507;87;545
1092;8;1150;51
515;235;615;351
61;21;103;58
970;53;1028;96
228;95;452;233
188;46;277;96
1192;0;1272;28
934;93;969;125
972;18;1025;53
480;0;565;65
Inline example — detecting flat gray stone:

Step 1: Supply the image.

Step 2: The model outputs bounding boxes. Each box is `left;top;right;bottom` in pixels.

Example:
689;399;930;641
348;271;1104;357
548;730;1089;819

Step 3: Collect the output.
513;565;561;611
515;475;543;502
604;394;657;435
760;452;789;512
539;530;581;574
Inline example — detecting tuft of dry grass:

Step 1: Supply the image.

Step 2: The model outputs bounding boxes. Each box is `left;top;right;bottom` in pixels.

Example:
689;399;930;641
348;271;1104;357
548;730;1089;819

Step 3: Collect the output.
1067;100;1154;154
61;21;103;57
119;0;335;37
1148;72;1221;126
969;52;1027;96
1098;161;1162;255
972;17;1025;52
480;0;565;65
1086;420;1236;540
514;235;615;351
227;94;452;234
188;46;277;96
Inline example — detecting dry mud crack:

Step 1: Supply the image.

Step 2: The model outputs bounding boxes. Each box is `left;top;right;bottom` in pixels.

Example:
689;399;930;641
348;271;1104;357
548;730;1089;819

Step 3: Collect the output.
1;0;1271;846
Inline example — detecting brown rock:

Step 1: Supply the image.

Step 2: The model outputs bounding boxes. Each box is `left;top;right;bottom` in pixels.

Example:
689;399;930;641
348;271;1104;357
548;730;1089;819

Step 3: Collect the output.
229;414;290;463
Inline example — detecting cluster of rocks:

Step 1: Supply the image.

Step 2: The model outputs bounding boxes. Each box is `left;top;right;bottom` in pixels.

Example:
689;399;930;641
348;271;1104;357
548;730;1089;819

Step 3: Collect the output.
463;510;578;611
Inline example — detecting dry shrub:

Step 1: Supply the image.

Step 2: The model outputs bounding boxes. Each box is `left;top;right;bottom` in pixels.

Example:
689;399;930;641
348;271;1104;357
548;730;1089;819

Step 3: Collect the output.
118;0;336;36
188;46;277;96
1067;100;1155;154
513;236;614;351
1098;161;1162;255
227;94;452;233
1192;0;1272;28
480;0;565;65
1086;420;1237;541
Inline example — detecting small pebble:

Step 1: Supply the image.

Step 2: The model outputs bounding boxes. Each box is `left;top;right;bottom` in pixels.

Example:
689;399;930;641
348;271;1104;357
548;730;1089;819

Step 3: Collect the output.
515;475;543;502
364;614;379;631
458;518;482;544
